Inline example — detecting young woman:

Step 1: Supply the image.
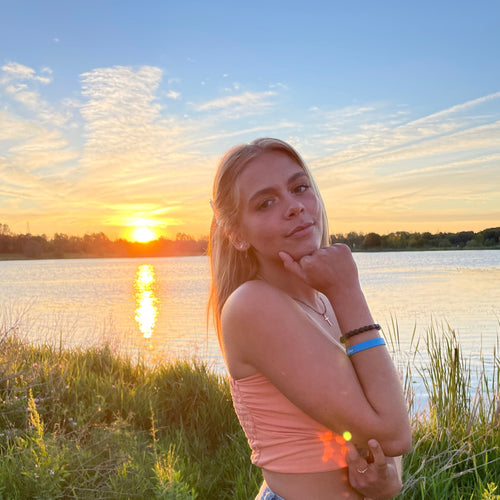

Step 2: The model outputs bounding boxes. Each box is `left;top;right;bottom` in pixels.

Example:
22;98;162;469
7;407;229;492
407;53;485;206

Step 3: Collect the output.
209;138;412;500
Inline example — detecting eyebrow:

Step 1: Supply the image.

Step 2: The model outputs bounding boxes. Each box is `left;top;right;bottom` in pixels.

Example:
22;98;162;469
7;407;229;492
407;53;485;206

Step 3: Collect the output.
247;171;308;205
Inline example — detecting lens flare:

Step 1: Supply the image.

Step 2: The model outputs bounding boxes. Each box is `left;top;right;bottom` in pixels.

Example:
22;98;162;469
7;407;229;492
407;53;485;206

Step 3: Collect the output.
343;431;352;441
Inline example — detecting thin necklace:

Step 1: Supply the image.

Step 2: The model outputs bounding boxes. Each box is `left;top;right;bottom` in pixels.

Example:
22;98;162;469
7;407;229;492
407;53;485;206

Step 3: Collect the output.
255;274;333;327
294;295;333;327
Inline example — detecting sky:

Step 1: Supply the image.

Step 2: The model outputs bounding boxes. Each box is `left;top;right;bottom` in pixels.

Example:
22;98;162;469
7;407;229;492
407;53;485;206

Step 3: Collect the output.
1;0;499;241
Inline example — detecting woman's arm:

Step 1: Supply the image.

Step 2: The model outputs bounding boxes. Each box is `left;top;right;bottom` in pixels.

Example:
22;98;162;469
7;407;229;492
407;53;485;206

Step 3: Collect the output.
279;244;412;456
221;250;411;456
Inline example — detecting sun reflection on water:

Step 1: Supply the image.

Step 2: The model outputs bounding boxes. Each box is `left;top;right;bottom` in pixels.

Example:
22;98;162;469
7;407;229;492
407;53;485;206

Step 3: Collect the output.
134;264;159;339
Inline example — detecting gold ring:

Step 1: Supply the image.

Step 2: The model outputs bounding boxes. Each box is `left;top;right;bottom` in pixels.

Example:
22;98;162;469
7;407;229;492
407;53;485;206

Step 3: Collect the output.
357;466;369;474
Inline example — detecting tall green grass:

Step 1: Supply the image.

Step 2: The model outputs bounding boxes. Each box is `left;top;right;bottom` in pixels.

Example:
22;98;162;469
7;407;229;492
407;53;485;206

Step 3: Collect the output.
385;320;500;499
0;322;498;499
0;337;260;499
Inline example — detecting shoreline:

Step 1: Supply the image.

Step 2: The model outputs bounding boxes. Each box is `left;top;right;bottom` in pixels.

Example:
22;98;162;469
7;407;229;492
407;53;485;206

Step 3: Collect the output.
1;246;498;262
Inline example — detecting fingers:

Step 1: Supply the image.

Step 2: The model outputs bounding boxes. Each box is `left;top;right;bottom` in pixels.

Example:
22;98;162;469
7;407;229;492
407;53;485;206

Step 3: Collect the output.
345;442;368;474
368;439;388;470
278;251;293;267
345;441;360;464
278;251;307;281
346;441;400;498
346;440;389;478
278;250;328;283
279;245;360;295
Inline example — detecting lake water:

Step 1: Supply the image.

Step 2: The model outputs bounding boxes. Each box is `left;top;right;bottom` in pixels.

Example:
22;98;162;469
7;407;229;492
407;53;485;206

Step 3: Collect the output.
1;251;498;383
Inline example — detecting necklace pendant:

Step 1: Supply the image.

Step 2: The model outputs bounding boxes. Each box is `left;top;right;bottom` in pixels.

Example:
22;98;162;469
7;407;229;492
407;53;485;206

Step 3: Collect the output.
293;295;333;327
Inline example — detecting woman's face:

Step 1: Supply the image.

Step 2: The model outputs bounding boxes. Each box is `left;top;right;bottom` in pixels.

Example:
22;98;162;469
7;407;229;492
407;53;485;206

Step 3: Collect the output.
233;151;323;263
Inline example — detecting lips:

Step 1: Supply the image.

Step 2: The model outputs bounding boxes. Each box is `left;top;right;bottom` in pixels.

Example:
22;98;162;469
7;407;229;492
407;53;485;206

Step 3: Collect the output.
286;222;314;238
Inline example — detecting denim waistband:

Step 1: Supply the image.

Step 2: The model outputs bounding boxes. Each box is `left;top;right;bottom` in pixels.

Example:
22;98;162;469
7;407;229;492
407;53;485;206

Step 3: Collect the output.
255;484;286;500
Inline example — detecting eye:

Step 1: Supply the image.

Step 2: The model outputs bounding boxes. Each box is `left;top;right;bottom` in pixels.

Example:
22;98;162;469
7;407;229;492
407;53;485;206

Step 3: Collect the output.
293;183;310;194
257;199;274;210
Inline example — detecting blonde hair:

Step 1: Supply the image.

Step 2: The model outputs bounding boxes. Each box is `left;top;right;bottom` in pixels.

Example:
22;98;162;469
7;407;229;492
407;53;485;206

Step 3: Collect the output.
208;138;329;339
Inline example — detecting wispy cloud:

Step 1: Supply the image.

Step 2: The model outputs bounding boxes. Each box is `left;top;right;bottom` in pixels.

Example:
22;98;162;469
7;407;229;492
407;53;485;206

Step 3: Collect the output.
1;62;53;84
310;93;500;171
67;65;217;233
305;94;500;233
193;90;276;113
167;90;181;100
0;62;71;126
0;109;77;188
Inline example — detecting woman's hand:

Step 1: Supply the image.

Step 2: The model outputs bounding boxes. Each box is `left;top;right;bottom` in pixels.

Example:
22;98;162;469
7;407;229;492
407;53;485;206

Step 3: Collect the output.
345;439;403;500
279;244;360;298
279;244;377;334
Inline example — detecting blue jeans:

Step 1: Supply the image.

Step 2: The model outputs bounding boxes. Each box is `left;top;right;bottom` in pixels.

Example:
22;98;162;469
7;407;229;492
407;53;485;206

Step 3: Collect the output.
255;483;286;500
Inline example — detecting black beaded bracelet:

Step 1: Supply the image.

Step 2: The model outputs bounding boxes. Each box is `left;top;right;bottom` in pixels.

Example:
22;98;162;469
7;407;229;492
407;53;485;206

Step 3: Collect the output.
340;323;381;344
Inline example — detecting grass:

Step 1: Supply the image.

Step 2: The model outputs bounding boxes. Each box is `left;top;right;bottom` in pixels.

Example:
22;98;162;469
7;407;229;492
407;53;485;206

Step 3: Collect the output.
0;322;498;499
385;321;500;499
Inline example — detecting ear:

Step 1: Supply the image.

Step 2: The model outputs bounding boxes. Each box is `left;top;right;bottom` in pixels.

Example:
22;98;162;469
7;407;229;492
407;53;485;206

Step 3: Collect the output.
228;231;250;252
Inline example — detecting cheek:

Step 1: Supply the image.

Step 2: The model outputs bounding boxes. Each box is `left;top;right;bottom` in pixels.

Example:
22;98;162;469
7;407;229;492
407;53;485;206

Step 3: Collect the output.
248;216;275;238
242;214;280;247
312;192;321;209
314;200;323;220
307;194;322;218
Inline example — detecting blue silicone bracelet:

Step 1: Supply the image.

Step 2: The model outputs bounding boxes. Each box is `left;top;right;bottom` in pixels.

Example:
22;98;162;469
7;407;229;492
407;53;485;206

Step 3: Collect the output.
346;337;386;357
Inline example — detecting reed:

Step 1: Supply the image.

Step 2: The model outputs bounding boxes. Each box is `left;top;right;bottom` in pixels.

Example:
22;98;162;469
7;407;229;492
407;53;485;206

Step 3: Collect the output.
0;321;498;499
385;320;500;499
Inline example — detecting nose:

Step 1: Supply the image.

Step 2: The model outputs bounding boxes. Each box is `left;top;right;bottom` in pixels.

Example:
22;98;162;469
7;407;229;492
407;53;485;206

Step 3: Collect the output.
285;197;305;218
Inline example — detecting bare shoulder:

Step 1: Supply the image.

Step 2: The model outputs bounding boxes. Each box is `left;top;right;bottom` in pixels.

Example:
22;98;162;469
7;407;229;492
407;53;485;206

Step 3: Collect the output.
221;280;296;378
222;279;289;324
221;279;292;349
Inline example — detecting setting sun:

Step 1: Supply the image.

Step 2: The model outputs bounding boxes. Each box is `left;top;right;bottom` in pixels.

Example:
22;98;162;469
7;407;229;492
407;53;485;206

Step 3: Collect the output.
132;227;157;243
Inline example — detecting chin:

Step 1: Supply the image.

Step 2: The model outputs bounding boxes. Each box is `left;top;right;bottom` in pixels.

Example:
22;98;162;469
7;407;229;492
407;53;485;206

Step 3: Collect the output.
286;241;321;261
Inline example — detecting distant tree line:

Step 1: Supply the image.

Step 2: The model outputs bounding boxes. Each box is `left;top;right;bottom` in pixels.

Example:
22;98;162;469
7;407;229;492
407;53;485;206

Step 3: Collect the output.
331;227;500;250
0;224;208;259
0;223;498;260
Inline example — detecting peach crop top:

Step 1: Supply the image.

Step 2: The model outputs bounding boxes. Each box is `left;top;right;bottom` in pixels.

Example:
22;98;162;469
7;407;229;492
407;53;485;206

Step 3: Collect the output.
230;372;348;473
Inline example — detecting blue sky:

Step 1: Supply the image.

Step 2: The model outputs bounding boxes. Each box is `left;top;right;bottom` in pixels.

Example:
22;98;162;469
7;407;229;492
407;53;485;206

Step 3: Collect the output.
1;0;499;239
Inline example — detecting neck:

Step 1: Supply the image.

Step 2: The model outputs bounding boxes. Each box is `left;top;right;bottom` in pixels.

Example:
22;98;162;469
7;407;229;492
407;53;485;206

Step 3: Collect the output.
256;258;317;304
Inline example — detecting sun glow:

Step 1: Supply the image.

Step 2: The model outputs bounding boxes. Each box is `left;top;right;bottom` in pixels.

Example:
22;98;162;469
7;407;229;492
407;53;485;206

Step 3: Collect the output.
132;226;157;243
134;264;158;339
